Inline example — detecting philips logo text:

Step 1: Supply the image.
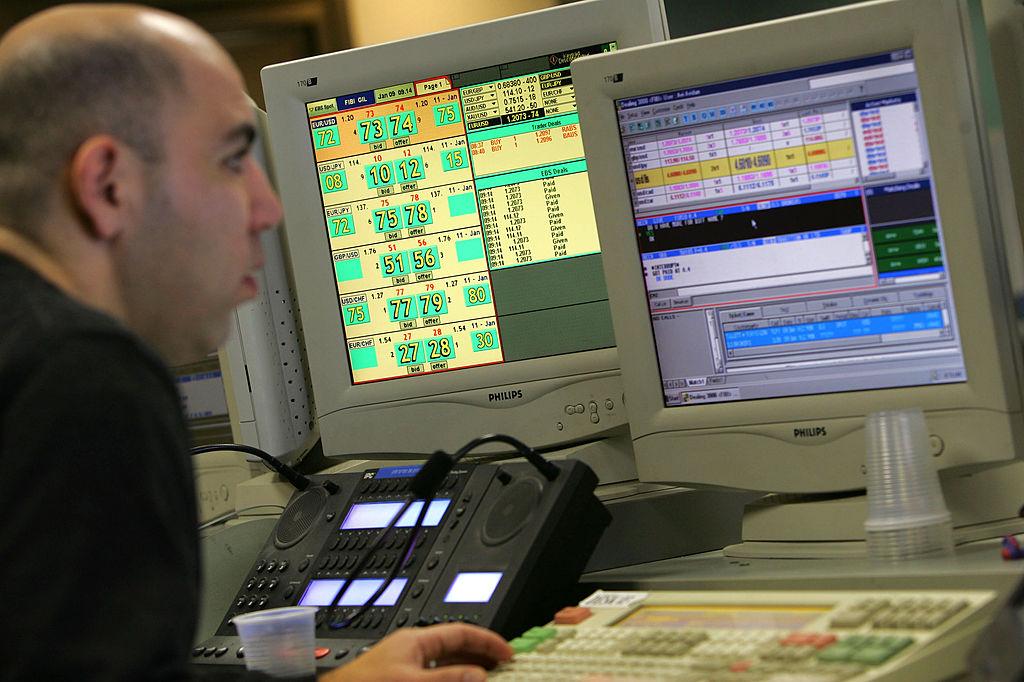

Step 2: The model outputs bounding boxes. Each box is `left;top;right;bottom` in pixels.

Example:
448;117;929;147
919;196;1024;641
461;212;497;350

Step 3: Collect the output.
488;389;523;403
793;426;828;439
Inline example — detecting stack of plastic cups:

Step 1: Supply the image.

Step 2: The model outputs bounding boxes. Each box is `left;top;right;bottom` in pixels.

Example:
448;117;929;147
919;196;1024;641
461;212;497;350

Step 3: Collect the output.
232;606;318;679
863;408;954;561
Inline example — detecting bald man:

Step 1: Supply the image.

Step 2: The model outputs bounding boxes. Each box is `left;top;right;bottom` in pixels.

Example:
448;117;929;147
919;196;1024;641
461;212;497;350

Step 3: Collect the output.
0;5;510;681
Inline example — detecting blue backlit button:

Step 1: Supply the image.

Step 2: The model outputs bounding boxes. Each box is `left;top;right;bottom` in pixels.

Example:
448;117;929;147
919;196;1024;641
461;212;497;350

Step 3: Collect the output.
314;647;331;660
214;647;228;658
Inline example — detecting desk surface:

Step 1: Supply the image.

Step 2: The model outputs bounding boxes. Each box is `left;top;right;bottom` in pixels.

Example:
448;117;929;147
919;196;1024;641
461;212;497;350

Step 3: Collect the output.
581;539;1024;596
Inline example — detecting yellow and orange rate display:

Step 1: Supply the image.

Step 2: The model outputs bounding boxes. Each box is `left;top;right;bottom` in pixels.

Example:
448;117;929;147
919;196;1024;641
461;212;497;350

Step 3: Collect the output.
629;111;857;210
305;44;612;384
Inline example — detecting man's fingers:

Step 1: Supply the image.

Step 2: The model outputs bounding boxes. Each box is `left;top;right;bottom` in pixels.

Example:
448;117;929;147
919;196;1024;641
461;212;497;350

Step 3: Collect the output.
414;623;513;667
415;665;488;682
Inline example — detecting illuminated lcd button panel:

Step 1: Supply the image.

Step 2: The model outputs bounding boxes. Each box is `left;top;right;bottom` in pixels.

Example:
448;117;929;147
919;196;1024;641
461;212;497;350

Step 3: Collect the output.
305;43;615;384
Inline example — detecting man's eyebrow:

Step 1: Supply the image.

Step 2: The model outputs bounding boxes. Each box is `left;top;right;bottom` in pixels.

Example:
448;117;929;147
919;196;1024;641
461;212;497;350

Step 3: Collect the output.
225;122;257;149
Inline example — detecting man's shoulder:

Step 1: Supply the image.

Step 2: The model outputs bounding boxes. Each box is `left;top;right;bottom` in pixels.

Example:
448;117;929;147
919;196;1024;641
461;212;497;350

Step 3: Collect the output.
0;253;172;396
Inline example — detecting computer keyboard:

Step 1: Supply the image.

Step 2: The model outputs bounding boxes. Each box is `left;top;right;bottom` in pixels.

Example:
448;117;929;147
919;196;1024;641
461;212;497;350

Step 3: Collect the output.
490;589;997;681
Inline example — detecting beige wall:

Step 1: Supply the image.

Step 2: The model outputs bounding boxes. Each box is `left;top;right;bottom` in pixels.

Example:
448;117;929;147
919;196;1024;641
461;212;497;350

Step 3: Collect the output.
344;0;558;47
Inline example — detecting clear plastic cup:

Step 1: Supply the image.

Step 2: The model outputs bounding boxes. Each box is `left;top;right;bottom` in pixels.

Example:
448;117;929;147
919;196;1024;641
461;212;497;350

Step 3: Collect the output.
863;408;953;561
232;606;317;678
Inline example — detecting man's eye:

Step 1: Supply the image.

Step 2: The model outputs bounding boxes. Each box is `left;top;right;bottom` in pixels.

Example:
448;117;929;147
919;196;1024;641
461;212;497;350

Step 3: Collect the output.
225;151;248;172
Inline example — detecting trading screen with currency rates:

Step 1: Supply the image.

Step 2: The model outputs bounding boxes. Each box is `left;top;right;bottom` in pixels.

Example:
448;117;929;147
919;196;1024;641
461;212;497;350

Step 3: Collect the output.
305;43;616;384
615;50;968;406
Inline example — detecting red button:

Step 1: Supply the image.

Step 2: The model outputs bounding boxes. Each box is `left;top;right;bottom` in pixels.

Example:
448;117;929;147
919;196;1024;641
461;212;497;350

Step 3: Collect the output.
783;632;814;646
314;647;331;659
812;634;837;648
553;606;593;625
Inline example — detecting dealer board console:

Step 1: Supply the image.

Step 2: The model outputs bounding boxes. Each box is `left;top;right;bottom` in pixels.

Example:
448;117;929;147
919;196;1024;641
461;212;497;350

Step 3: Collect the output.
192;458;609;669
492;588;999;681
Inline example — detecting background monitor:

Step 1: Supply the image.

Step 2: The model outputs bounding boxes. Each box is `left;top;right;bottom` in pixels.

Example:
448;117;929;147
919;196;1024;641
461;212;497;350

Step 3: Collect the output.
573;0;1024;550
261;0;668;459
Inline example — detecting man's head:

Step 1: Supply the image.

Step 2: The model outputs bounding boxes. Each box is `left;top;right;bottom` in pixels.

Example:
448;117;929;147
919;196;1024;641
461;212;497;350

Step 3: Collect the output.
0;5;282;364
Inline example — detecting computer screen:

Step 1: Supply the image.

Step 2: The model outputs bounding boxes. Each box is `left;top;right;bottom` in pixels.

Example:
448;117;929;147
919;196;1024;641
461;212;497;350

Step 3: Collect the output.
622;50;966;406
573;0;1024;495
261;0;668;457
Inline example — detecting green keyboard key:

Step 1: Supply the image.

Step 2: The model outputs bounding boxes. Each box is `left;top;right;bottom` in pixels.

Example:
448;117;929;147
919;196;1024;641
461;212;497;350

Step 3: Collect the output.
523;627;558;641
817;645;856;662
509;638;539;654
843;635;870;648
852;645;897;665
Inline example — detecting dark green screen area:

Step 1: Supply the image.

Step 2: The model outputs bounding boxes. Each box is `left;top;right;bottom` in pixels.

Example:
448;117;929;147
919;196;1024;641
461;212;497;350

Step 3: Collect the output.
489;254;615;361
491;254;609;315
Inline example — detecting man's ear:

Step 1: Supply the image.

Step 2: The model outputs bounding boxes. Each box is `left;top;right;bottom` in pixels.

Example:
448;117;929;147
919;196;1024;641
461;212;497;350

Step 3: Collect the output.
68;135;144;241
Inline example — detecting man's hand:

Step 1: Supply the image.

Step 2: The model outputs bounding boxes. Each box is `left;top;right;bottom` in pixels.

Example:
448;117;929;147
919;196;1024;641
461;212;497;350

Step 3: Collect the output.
320;623;514;682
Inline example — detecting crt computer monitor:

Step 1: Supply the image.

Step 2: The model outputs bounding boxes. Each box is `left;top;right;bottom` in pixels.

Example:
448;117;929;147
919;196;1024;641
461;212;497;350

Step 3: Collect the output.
260;0;668;458
573;0;1024;537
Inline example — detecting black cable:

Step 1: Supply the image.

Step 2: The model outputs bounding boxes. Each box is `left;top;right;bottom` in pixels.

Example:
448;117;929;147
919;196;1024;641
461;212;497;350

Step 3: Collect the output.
190;443;339;494
308;435;607;471
452;434;559;481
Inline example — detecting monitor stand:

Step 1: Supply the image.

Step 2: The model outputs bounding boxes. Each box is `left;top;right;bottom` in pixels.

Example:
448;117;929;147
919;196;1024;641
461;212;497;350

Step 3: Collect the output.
724;460;1024;559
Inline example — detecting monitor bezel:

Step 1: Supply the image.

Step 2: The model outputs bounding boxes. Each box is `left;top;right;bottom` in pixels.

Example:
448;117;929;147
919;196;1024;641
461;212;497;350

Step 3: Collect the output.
261;0;669;455
573;0;1024;491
